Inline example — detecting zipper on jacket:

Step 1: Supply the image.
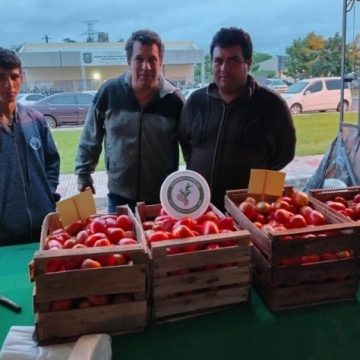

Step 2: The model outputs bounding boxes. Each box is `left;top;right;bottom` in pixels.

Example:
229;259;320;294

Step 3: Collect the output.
210;102;228;192
13;126;33;240
136;110;143;200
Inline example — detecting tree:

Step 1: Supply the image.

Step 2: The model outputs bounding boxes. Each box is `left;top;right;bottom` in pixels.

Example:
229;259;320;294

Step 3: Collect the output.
285;32;325;79
285;31;359;79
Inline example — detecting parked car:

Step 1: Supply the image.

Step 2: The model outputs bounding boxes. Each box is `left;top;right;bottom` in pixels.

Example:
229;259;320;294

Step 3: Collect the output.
265;78;289;93
32;92;94;128
16;93;46;105
281;77;352;115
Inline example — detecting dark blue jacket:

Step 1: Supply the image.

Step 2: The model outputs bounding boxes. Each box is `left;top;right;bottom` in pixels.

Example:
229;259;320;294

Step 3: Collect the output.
0;104;60;242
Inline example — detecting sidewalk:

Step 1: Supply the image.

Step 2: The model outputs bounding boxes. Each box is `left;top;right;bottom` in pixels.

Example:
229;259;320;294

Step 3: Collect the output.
57;155;323;209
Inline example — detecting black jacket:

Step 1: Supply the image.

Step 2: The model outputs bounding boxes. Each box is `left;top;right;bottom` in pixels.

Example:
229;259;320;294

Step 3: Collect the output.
179;76;296;210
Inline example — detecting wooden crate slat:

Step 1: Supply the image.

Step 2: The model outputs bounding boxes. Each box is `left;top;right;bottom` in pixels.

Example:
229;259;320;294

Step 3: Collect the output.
153;286;249;319
254;273;358;311
153;246;250;275
153;266;251;297
35;301;147;342
34;264;146;302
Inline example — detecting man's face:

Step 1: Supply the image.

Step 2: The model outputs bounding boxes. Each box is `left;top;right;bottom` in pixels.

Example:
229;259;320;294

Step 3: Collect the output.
212;45;251;95
0;67;22;105
129;41;162;90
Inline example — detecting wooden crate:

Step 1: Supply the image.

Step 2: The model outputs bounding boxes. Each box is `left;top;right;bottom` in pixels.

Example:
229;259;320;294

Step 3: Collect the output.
310;186;360;222
224;187;360;310
135;202;251;322
252;245;359;311
31;206;149;344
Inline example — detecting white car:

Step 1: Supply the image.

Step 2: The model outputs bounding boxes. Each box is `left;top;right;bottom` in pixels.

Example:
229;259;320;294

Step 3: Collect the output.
16;93;46;106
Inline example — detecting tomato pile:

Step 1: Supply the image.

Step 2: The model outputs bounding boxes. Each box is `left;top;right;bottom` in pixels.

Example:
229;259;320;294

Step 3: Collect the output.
238;190;352;266
325;194;360;220
44;214;137;273
142;207;238;255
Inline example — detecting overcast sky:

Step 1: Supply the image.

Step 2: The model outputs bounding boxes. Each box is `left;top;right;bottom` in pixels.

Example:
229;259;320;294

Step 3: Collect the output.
1;0;358;55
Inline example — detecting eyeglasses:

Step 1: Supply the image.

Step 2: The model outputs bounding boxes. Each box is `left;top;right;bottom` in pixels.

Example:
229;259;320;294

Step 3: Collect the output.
212;56;247;67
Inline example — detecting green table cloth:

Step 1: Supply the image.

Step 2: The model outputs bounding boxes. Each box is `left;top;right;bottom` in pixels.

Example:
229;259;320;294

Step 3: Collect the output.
1;243;360;359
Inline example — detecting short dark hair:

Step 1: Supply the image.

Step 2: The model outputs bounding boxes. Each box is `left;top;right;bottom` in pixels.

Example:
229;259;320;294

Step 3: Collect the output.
210;27;253;61
125;29;164;64
0;47;22;70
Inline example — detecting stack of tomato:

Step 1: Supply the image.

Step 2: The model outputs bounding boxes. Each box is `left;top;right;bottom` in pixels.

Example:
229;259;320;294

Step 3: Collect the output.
238;190;351;265
44;213;137;272
325;194;360;220
142;207;238;254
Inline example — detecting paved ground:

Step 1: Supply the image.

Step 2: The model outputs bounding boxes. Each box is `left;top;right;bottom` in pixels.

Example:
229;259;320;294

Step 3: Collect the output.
57;154;324;210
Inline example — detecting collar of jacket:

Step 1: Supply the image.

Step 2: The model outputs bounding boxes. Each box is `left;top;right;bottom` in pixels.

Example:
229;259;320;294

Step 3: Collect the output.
207;74;257;102
124;72;179;98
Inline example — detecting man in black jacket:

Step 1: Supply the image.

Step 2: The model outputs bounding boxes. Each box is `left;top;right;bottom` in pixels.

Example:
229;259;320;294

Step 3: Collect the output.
75;30;184;212
179;27;296;210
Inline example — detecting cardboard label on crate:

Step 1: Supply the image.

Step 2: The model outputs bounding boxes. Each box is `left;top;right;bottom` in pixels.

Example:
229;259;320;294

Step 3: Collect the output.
56;189;96;226
248;169;285;197
160;170;211;219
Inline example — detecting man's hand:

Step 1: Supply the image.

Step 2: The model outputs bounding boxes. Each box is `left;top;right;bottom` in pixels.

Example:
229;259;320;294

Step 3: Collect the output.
78;184;96;194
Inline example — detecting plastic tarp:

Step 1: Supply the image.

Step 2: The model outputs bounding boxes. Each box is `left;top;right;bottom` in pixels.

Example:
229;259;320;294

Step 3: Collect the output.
304;123;360;191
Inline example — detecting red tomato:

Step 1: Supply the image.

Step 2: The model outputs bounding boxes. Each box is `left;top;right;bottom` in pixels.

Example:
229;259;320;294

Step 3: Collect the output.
149;231;169;243
274;200;290;211
63;238;77;249
118;238;137;245
238;201;257;220
89;217;107;234
307;210;326;226
81;258;102;269
107;227;125;244
279;257;302;266
76;229;90;244
112;253;129;266
50;299;73;311
273;209;292;225
105;217;117;228
299;205;313;218
202;220;219;235
172;225;194;239
84;232;107;247
218;216;235;231
301;254;321;264
320;252;338;261
174;217;196;228
326;201;346;212
196;211;219;224
87;295;109;306
116;215;133;231
287;214;307;229
65;220;84;236
334;196;348;207
94;238;111;247
45;239;64;249
353;194;360;203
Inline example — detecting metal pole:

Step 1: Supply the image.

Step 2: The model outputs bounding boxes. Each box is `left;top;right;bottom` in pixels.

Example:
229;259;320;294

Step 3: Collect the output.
339;0;347;128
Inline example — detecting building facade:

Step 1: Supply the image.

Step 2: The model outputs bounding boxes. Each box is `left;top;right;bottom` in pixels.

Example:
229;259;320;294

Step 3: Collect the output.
18;41;204;94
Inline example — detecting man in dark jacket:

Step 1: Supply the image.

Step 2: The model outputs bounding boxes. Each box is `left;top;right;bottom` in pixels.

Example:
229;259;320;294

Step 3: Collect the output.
75;29;184;212
179;27;296;210
0;48;60;245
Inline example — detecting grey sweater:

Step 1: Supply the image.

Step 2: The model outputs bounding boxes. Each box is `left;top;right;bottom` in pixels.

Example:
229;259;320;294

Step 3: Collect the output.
75;73;184;203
